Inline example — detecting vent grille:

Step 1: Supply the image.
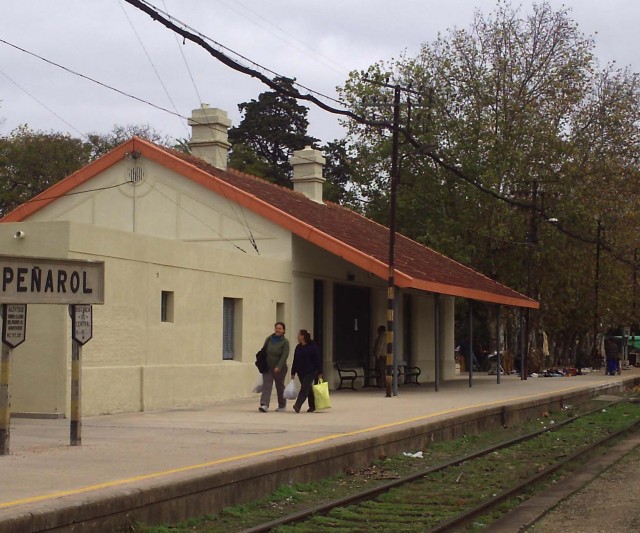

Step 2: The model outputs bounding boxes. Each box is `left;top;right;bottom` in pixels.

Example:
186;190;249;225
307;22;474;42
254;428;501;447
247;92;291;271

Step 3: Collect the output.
129;166;144;183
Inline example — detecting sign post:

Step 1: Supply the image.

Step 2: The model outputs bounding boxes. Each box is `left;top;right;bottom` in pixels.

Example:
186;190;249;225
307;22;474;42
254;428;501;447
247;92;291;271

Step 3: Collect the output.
0;342;10;455
0;303;27;455
70;304;92;446
0;255;104;453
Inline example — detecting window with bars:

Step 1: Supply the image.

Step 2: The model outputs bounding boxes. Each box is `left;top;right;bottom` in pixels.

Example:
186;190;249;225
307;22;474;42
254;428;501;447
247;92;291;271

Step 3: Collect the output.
222;298;235;360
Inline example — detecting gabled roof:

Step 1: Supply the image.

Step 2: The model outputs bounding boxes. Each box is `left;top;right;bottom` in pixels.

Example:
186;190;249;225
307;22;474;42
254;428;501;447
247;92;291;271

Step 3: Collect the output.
2;137;538;309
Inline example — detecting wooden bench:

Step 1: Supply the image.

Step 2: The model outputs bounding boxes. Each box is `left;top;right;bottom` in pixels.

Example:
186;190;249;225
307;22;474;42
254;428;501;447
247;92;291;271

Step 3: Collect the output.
335;361;379;390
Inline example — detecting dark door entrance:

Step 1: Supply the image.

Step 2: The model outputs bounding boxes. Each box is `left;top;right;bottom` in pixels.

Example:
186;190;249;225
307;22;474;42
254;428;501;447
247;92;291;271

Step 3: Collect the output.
333;284;371;365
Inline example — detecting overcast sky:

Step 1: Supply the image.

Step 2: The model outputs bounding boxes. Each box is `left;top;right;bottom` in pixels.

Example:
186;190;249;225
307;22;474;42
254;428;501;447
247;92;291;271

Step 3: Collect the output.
1;0;638;146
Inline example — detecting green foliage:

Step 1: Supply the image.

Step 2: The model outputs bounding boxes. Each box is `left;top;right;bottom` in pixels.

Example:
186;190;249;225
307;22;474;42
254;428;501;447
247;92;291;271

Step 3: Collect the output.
0;125;92;217
338;1;640;359
0;123;176;218
87;123;174;160
320;139;358;206
228;77;318;187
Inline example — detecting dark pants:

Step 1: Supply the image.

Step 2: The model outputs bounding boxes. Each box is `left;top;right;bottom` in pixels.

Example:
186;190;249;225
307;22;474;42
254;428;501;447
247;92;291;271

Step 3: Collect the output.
260;366;287;408
294;373;316;411
377;356;386;387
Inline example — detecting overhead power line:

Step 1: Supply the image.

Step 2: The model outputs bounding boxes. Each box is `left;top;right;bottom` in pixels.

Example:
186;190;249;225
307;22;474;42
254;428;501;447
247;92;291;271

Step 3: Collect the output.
122;0;392;130
122;0;622;258
0;38;186;123
160;0;204;106
0;69;85;138
117;0;189;137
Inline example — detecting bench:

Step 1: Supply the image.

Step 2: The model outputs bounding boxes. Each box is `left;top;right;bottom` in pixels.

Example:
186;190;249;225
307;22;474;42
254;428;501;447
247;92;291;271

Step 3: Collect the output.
335;361;379;390
398;362;421;384
336;361;421;389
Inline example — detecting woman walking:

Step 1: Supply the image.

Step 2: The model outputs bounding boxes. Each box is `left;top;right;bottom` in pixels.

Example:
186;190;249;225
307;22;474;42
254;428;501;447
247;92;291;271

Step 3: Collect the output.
291;329;323;413
259;322;290;412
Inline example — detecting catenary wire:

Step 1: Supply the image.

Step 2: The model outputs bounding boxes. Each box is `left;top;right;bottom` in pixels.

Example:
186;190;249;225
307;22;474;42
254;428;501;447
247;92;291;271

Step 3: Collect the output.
116;0;190;137
0;69;87;139
161;0;204;106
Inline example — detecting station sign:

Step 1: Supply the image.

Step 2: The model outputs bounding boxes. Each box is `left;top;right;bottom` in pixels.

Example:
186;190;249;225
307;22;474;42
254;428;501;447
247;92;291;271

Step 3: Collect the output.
0;256;104;305
72;305;92;345
2;304;27;348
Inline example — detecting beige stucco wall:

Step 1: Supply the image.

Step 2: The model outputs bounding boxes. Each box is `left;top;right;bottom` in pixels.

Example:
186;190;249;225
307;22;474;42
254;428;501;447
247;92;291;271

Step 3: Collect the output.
1;220;292;416
25;156;293;260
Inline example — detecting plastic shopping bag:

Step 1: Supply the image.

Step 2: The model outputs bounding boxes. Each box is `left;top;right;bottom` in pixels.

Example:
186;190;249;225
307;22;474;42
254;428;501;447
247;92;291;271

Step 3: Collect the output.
252;374;264;394
283;379;298;400
312;378;331;410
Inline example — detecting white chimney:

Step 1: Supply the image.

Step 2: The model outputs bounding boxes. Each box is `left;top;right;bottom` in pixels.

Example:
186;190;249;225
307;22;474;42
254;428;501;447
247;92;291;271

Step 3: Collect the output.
290;146;326;204
187;105;232;170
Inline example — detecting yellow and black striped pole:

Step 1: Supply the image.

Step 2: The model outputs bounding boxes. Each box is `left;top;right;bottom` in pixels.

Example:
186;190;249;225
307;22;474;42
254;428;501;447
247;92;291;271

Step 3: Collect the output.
385;84;401;398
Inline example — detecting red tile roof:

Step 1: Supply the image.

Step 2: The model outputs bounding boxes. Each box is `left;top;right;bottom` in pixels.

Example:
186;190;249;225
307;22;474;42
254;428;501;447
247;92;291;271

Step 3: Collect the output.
1;137;538;309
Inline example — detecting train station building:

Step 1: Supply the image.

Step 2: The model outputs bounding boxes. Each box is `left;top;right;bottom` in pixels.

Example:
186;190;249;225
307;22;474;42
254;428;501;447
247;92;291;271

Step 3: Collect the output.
0;105;537;417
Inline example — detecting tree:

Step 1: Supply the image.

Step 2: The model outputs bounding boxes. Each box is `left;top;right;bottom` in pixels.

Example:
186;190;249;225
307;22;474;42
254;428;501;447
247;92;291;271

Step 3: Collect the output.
228;77;318;187
0;124;176;218
338;1;640;361
0;125;93;217
321;139;357;205
87;123;174;160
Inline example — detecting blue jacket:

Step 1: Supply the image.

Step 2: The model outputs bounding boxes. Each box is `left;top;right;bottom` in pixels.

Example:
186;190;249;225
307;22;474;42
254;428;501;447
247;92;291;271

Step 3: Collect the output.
291;342;322;377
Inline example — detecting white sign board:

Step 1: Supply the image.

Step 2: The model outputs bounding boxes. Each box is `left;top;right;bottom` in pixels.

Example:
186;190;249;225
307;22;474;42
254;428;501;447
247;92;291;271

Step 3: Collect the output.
0;256;104;305
72;305;92;345
2;304;27;348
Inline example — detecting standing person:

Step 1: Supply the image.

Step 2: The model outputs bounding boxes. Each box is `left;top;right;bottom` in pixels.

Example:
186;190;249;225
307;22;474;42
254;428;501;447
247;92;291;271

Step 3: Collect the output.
373;325;387;388
291;329;323;413
259;322;290;412
604;337;619;376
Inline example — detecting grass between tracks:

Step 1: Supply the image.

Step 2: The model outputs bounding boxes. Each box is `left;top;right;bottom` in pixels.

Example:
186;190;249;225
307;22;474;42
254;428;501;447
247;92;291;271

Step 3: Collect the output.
133;389;640;533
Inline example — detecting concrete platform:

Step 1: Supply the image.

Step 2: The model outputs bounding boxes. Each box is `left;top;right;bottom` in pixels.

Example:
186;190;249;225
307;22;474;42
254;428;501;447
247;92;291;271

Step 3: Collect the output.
1;369;639;532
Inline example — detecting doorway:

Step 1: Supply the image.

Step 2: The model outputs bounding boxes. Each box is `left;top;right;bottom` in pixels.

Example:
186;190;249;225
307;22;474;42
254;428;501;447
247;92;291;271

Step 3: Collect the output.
333;284;371;365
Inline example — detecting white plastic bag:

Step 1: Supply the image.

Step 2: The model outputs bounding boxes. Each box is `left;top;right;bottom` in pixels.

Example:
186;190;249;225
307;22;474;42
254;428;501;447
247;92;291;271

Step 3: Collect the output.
283;379;298;400
252;374;263;393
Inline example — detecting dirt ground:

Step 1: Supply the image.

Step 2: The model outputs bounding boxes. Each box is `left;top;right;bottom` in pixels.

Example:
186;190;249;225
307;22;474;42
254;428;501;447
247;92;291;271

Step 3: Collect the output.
529;445;640;532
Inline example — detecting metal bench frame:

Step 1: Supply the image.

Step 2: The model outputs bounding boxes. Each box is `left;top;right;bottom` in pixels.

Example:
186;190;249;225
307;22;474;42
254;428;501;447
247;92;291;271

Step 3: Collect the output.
336;361;421;389
335;361;379;390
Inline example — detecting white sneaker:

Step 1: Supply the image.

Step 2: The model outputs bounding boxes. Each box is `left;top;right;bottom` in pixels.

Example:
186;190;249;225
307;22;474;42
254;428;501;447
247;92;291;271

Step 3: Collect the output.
259;405;268;412
276;405;286;411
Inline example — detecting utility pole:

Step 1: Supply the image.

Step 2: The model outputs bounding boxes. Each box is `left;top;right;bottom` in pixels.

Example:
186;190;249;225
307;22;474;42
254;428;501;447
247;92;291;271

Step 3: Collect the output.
385;85;401;398
593;218;603;358
362;78;422;398
523;179;538;381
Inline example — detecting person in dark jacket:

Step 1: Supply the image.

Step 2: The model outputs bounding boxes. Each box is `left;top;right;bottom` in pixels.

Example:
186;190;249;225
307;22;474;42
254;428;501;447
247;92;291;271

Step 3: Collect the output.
291;329;323;413
604;337;620;376
259;322;290;412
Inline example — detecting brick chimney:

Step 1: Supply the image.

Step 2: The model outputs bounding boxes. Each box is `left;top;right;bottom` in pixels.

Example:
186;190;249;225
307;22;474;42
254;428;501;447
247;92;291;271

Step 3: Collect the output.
187;105;232;170
290;146;326;204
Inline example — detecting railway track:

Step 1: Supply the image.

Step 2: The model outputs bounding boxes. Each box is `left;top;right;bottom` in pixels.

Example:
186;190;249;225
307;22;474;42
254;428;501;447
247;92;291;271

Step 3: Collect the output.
239;398;640;533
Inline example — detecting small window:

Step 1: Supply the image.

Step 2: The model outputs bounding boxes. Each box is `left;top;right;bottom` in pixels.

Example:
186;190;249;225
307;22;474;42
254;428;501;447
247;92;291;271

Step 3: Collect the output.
223;298;235;360
161;291;174;323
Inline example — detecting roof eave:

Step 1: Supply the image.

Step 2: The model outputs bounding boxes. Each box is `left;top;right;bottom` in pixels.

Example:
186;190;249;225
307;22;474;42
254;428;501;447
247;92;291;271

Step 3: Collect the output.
1;138;539;310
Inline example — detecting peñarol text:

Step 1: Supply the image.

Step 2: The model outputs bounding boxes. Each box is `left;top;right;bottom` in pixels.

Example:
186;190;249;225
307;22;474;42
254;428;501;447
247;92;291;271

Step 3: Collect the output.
4;267;93;295
0;256;104;305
